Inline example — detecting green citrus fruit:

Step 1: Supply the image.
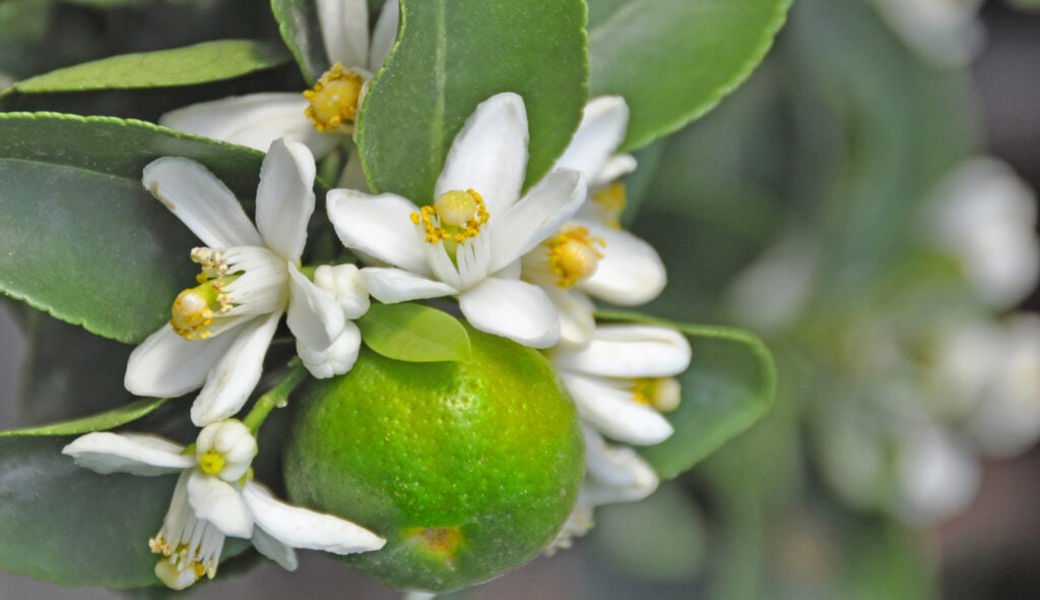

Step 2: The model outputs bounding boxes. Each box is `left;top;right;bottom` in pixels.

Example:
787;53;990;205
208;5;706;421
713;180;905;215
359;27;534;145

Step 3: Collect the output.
283;326;584;592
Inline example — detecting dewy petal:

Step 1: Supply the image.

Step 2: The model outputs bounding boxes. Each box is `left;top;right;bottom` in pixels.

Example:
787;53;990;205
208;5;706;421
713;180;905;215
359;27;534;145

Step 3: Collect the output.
191;313;281;426
242;481;386;554
458;277;560;348
554;96;630;184
186;471;254;538
578;223;667;306
317;0;369;68
62;432;193;475
488;168;587;274
435;92;528;216
255;139;316;263
327;189;429;274
544;287;596;349
252;525;298;571
160;93;338;156
360;267;458;303
142;157;262;248
287;263;345;351
125;324;240;399
368;0;400;70
555;325;691;378
560;373;674;445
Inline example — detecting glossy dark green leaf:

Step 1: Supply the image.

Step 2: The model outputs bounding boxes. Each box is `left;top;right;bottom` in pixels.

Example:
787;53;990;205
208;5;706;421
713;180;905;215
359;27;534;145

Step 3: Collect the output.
357;0;587;199
596;311;777;478
357;302;471;362
0;112;263;344
587;0;793;150
270;0;328;82
2;40;290;97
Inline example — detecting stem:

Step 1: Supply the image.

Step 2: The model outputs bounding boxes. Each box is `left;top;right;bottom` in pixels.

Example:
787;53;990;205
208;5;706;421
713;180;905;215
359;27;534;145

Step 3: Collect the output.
242;360;307;434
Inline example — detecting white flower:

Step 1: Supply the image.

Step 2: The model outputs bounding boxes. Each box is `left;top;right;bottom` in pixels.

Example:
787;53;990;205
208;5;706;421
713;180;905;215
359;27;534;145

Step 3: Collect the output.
926;157;1040;309
871;0;984;68
552;324;691;445
127;139;363;425
326;92;587;348
522;97;666;347
62;420;385;590
160;0;400;155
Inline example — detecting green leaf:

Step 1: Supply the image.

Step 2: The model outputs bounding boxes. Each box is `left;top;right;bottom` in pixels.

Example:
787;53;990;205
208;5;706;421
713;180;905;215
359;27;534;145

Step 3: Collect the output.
0;112;264;344
2;40;290;97
596;310;777;479
357;302;471;362
357;0;588;200
270;0;329;82
0;398;167;438
587;0;793;150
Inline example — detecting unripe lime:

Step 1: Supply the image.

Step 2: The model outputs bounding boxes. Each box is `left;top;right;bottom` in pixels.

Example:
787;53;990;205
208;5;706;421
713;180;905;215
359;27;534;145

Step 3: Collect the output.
283;327;584;592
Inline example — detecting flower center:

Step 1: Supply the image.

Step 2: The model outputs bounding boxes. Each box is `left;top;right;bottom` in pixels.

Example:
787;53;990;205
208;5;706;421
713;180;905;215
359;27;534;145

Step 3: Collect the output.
545;226;605;288
170;249;240;340
591;182;627;229
630;377;681;412
198;450;225;476
410;188;490;245
303;63;364;132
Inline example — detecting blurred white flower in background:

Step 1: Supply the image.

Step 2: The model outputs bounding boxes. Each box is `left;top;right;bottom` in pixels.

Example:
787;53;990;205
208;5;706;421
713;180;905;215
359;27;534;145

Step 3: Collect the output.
872;0;985;68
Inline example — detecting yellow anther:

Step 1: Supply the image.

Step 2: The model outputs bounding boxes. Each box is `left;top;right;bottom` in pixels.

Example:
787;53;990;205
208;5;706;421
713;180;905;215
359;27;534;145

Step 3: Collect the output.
591;183;628;229
198;450;225;476
303;63;364;132
631;377;681;412
545;226;605;288
410;189;489;247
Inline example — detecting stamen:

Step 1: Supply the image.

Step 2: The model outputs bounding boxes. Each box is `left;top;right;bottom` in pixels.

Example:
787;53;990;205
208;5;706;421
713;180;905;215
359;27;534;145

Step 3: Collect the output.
591;183;627;229
197;450;225;477
545;226;605;288
411;189;489;246
303;63;365;132
630;377;681;412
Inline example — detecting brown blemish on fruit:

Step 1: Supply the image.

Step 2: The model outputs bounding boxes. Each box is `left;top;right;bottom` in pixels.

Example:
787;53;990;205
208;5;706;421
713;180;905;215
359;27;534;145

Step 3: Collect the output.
406;526;464;563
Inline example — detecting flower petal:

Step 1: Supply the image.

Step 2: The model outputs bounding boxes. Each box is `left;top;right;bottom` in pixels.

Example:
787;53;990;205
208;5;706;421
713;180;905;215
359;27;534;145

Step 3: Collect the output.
544;287;595;349
62;432;192;475
287;263;345;351
582;428;659;505
591;154;637;188
160;93;338;156
560;373;674;445
578;223;666;305
488;168;586;273
326;189;429;273
554;325;691;378
458;277;560;348
191;313;281;426
252;526;298;571
143;158;262;248
368;0;400;70
359;267;457;303
314;264;371;319
125;323;240;399
186;471;253;538
297;321;362;379
255;139;316;262
242;481;386;554
435;92;528;216
554;96;630;184
317;0;369;68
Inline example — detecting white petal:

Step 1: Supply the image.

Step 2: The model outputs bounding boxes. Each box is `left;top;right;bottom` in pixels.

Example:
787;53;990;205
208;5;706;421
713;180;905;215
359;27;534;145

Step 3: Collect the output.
543;287;595;349
186;471;254;538
488;168;586;273
326;189;428;273
160;94;337;156
591;154;638;189
125;324;239;398
561;374;673;445
314;264;371;319
435;92;528;216
458;278;559;348
242;481;386;554
297;321;362;379
359;267;457;303
191;313;281;426
255;139;316;262
578;223;666;305
317;0;369;68
143;158;262;248
287;263;345;350
555;96;630;184
555;325;691;378
582;428;659;505
252;526;298;571
368;0;400;70
62;432;192;475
